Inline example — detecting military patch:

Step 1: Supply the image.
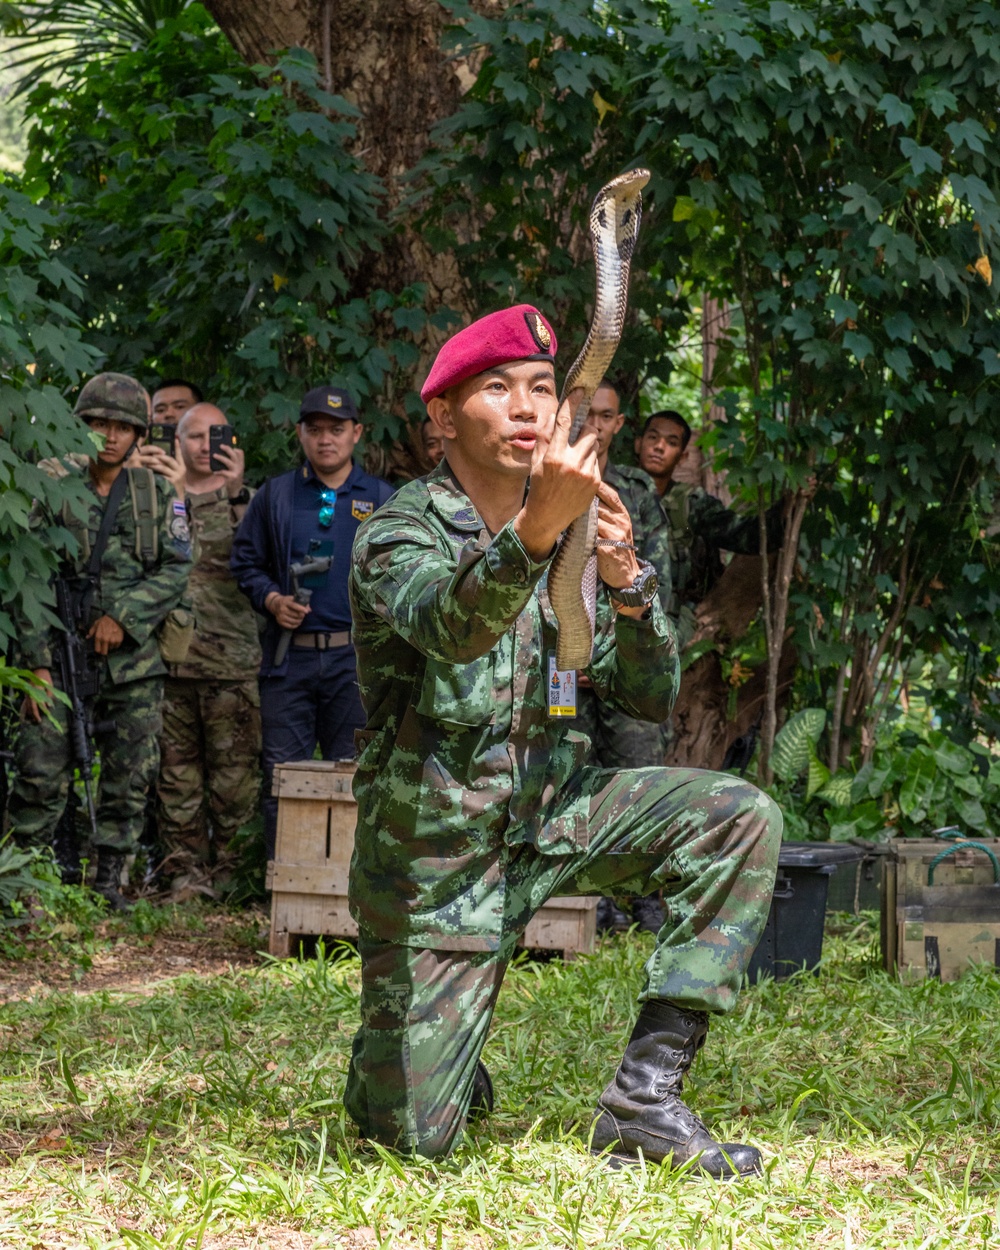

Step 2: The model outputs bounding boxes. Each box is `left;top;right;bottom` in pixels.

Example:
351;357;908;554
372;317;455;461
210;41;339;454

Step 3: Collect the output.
169;515;191;545
172;499;187;516
327;393;343;409
352;499;374;521
525;311;552;353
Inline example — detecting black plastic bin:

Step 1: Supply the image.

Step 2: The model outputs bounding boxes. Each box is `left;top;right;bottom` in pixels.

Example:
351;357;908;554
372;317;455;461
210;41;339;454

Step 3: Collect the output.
746;841;868;982
824;842;887;913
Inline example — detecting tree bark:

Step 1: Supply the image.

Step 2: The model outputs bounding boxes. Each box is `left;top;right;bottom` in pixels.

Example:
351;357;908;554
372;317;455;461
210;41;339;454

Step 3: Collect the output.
203;0;497;321
665;555;796;771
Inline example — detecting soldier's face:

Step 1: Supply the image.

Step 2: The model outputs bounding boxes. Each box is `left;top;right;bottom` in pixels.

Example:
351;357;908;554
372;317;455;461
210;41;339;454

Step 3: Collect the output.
637;417;688;480
297;415;362;474
422;420;445;467
584;385;626;457
432;361;558;479
152;386;198;424
87;417;140;465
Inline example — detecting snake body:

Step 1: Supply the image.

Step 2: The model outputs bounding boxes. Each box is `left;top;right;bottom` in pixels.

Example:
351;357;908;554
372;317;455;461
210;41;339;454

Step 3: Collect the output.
548;168;650;670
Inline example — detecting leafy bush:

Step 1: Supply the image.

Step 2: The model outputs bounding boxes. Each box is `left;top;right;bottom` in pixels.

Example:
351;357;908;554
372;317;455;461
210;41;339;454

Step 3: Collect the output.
772;708;1000;842
0;840;106;975
21;5;440;475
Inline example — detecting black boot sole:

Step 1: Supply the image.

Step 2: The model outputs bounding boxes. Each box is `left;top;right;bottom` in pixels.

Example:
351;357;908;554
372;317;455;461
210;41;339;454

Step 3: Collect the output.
590;1144;762;1179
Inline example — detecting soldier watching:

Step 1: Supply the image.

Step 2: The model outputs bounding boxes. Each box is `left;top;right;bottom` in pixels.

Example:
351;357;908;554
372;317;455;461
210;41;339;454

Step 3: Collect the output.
636;410;783;647
582;380;672;935
231;385;394;859
151;378;203;425
9;373;193;910
156;403;262;894
421;416;445;469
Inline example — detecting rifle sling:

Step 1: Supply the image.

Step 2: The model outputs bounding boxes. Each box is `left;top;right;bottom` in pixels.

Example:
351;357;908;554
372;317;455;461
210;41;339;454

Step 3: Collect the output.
80;468;130;617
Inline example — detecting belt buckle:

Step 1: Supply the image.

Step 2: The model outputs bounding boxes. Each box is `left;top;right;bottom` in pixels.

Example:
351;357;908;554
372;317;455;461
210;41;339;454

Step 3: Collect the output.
318;632;330;651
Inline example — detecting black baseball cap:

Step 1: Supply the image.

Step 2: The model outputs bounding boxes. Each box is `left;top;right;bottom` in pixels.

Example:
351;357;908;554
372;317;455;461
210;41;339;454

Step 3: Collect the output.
299;385;359;422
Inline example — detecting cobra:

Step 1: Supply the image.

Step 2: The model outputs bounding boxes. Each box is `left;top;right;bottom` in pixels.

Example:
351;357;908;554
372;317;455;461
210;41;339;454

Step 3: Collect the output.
548;168;651;670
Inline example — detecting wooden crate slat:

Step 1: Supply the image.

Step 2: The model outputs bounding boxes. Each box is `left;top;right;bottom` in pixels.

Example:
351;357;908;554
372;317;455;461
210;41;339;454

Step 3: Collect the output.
271;760;598;960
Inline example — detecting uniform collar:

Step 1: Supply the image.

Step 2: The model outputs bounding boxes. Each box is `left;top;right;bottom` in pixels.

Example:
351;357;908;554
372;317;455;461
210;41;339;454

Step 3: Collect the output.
424;462;484;533
301;458;364;492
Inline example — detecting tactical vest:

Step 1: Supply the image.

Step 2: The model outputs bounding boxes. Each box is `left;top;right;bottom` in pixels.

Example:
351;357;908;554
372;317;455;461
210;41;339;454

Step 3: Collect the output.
61;467;159;571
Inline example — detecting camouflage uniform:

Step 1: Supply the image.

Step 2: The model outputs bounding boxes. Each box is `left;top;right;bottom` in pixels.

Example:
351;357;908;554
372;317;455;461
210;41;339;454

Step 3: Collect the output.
10;386;192;855
662;483;783;650
577;461;670;769
343;463;782;1158
156;487;262;878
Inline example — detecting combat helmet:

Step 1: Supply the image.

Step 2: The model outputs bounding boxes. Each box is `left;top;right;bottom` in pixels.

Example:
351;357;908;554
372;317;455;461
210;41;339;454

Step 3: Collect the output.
74;372;149;431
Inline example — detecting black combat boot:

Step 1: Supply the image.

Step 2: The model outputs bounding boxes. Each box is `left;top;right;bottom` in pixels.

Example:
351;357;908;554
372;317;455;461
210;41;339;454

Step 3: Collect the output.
468;1061;494;1121
93;847;133;912
631;893;665;935
596;896;630;933
591;1000;762;1178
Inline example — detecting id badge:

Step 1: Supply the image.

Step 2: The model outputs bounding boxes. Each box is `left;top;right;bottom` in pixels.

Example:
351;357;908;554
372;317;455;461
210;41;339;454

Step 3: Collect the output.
547;652;577;718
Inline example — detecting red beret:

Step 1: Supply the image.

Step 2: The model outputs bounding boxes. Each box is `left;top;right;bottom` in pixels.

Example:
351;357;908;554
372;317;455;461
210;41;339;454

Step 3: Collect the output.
420;304;558;403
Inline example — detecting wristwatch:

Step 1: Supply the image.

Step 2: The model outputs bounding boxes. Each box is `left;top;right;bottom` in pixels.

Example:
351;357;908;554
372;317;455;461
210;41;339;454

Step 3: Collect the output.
609;559;658;609
228;487;250;505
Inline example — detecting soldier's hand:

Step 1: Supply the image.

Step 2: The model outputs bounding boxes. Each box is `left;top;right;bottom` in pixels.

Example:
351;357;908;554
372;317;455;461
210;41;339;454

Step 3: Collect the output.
267;594;311;631
22;667;53;723
136;444;186;499
87;615;125;655
595;481;641;590
513;387;601;561
214;443;245;497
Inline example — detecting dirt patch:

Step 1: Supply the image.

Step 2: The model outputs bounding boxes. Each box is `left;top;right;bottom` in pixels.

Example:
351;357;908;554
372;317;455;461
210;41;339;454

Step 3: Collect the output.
0;906;268;1001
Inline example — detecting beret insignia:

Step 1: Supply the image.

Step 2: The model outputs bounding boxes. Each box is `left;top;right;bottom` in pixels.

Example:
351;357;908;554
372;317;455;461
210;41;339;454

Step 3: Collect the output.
526;311;552;352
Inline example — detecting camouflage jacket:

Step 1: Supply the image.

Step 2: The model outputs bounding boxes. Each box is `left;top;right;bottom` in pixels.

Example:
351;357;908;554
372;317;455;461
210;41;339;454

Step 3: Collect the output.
19;459;192;685
604;461;671;615
662;482;784;611
348;463;680;950
170;487;262;681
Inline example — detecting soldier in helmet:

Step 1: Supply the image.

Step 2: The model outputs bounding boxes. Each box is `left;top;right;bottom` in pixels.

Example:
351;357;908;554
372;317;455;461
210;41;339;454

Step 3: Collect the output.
9;372;193;909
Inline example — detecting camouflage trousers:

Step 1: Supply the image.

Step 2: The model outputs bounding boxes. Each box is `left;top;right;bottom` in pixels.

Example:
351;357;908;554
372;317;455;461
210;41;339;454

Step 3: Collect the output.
344;765;781;1158
156;676;261;871
10;676;162;854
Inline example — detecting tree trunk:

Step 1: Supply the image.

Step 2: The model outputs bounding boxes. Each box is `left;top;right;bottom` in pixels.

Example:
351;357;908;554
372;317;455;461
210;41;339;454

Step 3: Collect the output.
665;555;796;771
203;0;496;324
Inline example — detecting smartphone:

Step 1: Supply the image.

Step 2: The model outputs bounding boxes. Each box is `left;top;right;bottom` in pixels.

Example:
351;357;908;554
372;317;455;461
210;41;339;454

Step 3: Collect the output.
209;424;237;472
148;423;177;457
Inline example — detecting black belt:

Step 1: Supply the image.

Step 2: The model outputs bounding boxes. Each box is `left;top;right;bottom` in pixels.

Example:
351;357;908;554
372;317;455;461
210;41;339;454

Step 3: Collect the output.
291;631;351;650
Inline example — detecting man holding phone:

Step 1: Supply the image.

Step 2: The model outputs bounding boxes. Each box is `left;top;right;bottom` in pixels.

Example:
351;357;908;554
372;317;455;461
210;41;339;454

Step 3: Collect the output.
155;403;262;892
231;385;394;858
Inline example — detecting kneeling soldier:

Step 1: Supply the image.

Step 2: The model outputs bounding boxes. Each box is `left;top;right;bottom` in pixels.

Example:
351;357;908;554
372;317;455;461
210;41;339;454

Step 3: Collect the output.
10;373;192;909
344;307;782;1174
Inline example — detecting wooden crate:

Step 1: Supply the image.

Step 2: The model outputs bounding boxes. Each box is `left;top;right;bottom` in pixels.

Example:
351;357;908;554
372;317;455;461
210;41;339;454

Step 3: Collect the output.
882;837;1000;982
268;760;598;960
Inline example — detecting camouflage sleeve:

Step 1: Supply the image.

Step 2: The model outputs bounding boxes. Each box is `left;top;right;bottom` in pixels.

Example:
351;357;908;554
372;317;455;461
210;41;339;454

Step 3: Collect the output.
352;512;552;664
586;593;680;723
109;479;192;645
634;488;673;615
691;492;783;554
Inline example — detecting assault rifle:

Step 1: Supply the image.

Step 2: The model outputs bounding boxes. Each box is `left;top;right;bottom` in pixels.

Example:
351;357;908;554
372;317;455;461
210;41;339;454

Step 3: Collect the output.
273;553;333;666
52;574;106;841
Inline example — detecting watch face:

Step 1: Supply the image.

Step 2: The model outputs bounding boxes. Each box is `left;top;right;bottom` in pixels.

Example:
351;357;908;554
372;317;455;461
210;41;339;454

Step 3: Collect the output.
638;566;658;598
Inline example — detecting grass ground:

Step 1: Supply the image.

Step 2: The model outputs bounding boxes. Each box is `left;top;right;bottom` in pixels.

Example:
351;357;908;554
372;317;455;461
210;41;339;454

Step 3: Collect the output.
1;911;999;1249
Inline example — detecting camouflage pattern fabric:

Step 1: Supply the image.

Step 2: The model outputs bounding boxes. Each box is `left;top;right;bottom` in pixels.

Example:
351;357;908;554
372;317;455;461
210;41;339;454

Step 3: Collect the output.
580;461;669;770
662;482;784;620
168;488;261;680
347;462;681;950
156;676;261;869
10;676;164;853
18;460;192;685
345;462;782;1157
603;461;671;615
346;765;781;1157
74;371;149;429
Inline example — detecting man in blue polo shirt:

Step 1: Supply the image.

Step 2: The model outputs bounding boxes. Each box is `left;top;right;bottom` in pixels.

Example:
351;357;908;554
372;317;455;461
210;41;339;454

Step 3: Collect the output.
232;385;394;856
